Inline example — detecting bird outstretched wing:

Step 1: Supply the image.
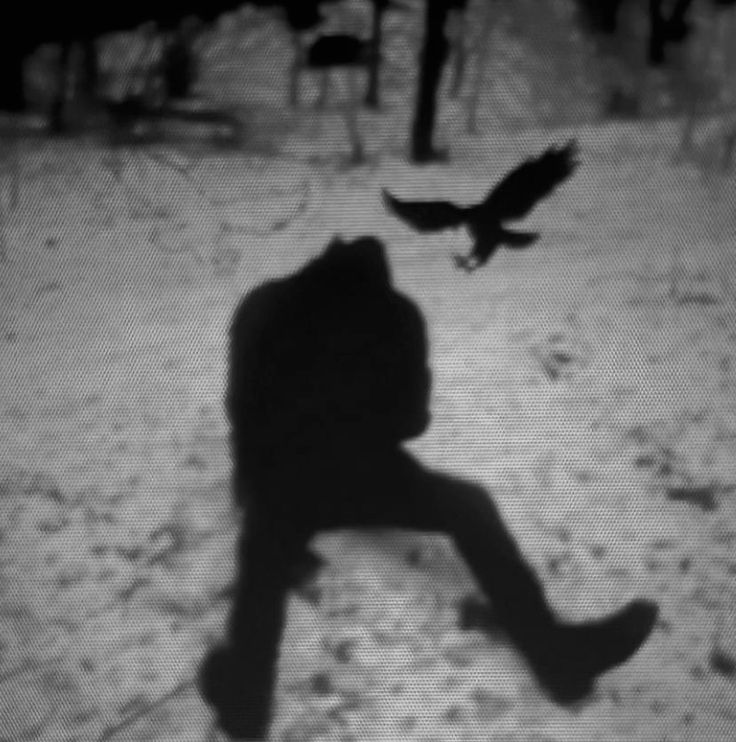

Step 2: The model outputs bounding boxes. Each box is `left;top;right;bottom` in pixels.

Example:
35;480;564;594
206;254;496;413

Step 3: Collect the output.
382;189;467;232
480;140;579;222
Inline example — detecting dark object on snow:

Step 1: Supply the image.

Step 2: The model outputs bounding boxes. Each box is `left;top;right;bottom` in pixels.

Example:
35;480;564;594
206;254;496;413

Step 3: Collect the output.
199;235;658;739
710;647;736;677
383;140;579;272
666;484;718;512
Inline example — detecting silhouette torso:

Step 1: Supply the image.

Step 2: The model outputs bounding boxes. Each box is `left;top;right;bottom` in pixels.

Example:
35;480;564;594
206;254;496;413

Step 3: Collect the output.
228;236;431;505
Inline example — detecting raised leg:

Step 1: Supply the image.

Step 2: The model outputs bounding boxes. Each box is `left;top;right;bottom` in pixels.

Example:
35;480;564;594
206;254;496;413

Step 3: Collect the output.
280;447;555;636
416;472;657;701
295;447;658;704
347;451;557;634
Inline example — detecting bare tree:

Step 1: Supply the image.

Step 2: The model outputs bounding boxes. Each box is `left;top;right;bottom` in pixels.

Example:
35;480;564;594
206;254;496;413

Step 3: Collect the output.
365;0;392;107
411;0;468;163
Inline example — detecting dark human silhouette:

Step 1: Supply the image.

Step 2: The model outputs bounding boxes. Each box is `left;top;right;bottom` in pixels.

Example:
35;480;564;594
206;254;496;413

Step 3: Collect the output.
198;235;658;740
383;140;579;272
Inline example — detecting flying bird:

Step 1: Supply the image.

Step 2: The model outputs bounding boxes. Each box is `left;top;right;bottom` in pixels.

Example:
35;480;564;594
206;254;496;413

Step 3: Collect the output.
383;140;579;272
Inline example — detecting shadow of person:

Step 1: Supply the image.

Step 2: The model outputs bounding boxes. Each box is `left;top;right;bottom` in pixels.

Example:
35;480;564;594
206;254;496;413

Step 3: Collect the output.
199;235;658;740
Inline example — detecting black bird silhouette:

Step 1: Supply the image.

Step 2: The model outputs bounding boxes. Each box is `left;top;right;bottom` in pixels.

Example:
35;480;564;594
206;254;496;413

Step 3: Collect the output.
383;140;579;272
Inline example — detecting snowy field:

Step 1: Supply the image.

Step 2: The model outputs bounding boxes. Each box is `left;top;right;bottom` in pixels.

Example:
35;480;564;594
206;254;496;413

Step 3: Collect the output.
1;2;736;741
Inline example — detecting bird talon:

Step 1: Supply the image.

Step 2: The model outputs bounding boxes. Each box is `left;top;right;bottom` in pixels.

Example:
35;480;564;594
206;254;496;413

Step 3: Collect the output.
384;140;579;272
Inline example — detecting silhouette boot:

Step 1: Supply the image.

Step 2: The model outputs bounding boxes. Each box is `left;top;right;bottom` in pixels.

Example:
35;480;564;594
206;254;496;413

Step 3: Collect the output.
199;643;272;740
453;499;659;706
511;599;659;704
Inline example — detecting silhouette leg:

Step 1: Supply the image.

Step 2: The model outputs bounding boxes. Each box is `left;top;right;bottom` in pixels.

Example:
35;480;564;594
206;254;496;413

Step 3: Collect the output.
291;447;554;635
372;456;558;636
199;511;308;740
415;474;658;702
201;446;657;735
300;447;657;704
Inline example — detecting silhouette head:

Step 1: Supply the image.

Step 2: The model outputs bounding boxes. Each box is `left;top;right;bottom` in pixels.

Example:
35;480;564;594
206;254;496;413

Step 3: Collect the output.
311;234;392;287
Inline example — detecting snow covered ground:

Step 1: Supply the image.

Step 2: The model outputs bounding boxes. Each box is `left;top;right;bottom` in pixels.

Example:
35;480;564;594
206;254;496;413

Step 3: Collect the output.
1;3;736;741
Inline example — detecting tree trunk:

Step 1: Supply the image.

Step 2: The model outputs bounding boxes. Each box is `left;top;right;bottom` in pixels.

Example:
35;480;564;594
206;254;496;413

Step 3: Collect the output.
447;5;468;99
411;0;452;163
365;0;385;108
0;43;26;112
466;0;495;134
